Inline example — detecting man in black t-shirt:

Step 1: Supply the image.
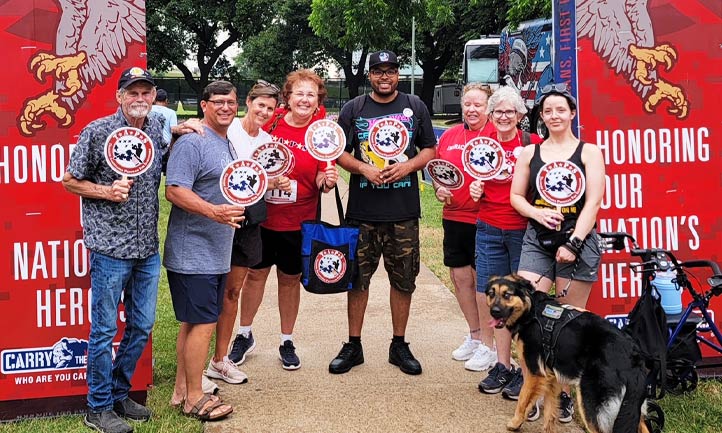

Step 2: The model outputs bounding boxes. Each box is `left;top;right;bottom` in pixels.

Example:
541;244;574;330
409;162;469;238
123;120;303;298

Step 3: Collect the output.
330;50;436;375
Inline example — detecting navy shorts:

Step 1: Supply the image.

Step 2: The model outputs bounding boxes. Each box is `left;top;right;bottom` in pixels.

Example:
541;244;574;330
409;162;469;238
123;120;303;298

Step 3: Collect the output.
251;227;302;275
167;271;227;324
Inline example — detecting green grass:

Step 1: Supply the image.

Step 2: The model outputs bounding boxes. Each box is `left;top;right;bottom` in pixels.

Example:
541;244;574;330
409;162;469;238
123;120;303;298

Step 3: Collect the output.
4;173;720;433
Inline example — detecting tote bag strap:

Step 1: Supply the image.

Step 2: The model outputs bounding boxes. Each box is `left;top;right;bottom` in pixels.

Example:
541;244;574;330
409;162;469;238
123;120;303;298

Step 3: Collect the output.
315;185;345;223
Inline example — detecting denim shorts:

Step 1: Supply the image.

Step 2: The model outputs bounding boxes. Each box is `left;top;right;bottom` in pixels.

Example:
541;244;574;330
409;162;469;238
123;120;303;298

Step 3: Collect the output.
518;223;601;282
475;220;525;293
167;271;227;324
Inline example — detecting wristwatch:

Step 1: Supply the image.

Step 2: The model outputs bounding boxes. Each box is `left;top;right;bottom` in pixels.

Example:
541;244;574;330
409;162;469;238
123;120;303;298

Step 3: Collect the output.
568;236;584;250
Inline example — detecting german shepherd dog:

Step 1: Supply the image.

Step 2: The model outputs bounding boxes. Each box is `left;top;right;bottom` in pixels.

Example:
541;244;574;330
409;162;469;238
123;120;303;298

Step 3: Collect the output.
486;274;649;433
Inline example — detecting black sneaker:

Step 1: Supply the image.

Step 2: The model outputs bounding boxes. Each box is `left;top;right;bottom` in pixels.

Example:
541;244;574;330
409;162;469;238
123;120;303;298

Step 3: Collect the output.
478;362;516;394
559;391;574;423
388;341;422;375
229;332;256;365
279;340;300;370
113;397;151;421
501;369;523;400
329;342;364;374
84;410;132;433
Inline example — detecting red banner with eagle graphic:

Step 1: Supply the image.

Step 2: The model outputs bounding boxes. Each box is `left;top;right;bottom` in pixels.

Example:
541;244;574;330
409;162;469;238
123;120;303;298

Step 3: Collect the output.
0;0;151;420
561;0;722;362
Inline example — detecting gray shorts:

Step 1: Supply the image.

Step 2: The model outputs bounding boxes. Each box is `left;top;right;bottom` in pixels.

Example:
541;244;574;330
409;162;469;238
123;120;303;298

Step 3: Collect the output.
518;223;601;282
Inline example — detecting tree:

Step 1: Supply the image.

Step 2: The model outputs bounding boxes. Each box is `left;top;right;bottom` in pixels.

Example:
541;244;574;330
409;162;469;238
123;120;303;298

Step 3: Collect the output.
146;0;272;112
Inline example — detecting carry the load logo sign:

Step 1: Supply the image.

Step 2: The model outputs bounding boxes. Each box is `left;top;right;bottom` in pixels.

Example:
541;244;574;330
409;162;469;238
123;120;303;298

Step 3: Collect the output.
103;127;155;176
313;249;347;284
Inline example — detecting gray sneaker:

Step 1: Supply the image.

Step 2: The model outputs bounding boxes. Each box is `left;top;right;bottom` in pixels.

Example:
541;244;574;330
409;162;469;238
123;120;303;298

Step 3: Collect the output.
501;369;523;400
113;397;151;421
84;410;132;433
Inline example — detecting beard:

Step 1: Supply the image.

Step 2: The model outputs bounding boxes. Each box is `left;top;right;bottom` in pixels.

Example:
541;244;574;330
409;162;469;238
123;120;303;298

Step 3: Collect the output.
127;103;150;119
370;81;397;97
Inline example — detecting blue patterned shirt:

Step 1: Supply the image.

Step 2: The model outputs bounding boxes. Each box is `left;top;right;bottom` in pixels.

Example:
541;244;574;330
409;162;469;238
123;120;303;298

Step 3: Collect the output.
66;108;167;259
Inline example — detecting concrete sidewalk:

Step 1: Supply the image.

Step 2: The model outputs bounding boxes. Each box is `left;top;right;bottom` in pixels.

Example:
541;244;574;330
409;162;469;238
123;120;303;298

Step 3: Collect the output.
206;180;583;433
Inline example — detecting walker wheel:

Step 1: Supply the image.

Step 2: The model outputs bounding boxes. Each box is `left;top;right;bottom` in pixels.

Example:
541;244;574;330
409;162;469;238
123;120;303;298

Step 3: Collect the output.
665;366;699;395
644;400;665;433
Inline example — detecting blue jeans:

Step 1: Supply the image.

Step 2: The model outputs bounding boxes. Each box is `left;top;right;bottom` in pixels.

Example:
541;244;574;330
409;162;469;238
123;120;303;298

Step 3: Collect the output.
475;220;525;293
87;252;160;412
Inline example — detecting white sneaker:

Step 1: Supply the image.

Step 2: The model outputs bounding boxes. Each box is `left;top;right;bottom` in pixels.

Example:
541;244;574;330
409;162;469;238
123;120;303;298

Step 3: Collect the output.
464;345;497;371
452;335;481;361
206;356;249;384
202;375;219;395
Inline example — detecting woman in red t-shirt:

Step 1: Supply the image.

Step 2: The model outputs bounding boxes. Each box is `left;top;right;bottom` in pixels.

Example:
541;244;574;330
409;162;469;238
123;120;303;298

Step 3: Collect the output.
470;86;543;399
238;70;338;371
434;83;496;370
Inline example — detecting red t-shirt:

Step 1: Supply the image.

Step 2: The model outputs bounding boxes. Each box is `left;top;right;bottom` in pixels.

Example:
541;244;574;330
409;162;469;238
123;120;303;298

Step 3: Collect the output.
477;129;543;230
436;122;496;224
262;109;327;231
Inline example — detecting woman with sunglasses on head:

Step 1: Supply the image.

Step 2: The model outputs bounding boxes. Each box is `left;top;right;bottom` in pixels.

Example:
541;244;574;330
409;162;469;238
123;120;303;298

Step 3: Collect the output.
467;86;543;399
231;70;338;371
434;83;496;369
509;83;605;422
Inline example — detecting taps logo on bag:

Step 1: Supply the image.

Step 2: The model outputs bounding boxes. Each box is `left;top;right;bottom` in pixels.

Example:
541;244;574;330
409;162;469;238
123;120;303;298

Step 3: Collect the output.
314;249;347;284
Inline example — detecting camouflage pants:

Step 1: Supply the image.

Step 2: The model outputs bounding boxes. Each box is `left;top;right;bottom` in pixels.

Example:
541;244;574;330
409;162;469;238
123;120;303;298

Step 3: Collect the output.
348;219;420;293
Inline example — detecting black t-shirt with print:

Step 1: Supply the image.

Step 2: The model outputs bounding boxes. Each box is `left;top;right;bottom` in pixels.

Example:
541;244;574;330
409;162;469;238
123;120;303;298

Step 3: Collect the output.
338;93;436;222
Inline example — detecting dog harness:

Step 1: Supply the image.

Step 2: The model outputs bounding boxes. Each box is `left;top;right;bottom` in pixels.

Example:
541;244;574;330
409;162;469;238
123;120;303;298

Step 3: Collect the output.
536;304;581;369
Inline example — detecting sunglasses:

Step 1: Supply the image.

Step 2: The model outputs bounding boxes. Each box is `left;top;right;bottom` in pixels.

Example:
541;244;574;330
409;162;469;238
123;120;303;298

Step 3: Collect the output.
540;82;577;106
255;79;280;94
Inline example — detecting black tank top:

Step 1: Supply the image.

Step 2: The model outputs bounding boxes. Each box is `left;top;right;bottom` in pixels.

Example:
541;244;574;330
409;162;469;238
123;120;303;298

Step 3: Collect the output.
528;141;587;231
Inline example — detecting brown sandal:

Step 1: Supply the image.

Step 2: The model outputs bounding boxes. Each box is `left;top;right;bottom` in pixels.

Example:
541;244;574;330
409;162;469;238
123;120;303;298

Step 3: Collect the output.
183;393;233;421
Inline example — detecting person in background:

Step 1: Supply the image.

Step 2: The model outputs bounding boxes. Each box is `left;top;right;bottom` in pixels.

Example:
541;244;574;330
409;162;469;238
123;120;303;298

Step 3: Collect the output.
433;83;496;370
231;70;338;371
470;86;543;399
329;50;436;376
509;83;605;422
164;80;244;421
151;88;178;146
63;67;165;433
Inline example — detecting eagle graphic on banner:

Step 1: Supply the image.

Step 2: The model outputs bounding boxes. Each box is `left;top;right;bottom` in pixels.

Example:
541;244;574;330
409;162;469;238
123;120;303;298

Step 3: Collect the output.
577;0;689;119
17;0;145;136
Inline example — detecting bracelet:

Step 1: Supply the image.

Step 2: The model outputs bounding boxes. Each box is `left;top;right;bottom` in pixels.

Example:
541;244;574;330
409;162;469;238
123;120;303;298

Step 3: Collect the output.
562;241;581;256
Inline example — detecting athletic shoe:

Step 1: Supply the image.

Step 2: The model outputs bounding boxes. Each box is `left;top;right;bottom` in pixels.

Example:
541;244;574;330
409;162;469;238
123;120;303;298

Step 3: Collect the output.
84;410;132;433
206;356;249;384
478;362;516;394
202;375;219;395
559;391;574;423
527;398;542;422
389;341;422;375
279;340;301;370
329;342;364;374
501;369;523;400
452;335;480;361
228;332;256;365
464;344;497;371
113;397;151;421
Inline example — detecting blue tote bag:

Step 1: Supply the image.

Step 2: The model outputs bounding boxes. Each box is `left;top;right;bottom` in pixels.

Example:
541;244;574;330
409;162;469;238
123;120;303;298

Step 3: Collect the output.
300;185;359;294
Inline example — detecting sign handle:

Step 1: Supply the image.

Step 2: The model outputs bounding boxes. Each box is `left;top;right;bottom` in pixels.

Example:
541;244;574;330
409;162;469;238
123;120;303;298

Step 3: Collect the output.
556;205;562;231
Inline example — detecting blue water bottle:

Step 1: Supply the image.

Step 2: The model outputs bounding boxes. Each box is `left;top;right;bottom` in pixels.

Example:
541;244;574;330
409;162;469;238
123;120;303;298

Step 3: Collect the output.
654;271;682;315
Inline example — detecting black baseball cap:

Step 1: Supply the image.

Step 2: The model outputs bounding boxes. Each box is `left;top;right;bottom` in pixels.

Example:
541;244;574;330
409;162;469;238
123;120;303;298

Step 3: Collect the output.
118;67;155;89
155;89;168;101
369;50;399;69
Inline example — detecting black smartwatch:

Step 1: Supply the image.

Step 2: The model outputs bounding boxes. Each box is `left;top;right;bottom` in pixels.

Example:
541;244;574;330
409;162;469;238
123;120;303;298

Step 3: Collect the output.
568;236;584;251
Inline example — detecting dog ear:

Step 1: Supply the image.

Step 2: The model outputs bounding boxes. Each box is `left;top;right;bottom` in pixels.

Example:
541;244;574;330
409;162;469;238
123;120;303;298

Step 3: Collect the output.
485;275;502;296
509;273;535;296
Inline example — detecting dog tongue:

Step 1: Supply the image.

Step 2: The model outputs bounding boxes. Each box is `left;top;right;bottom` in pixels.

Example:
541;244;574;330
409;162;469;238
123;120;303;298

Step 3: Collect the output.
489;318;504;328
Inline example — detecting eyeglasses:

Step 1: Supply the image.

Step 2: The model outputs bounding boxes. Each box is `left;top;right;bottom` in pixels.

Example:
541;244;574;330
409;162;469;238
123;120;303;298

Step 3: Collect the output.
541;83;569;95
256;79;280;94
492;109;517;118
206;99;239;108
370;68;399;78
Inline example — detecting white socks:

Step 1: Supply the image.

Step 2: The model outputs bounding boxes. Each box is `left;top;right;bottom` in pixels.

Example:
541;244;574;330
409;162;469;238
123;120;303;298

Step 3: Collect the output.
238;326;252;337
